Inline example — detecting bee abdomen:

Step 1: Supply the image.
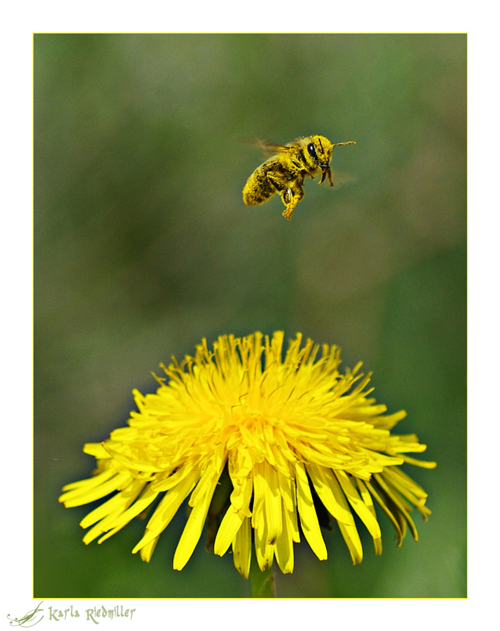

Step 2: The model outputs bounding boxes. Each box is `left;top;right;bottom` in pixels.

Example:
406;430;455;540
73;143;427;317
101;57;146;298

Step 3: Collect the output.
242;164;277;206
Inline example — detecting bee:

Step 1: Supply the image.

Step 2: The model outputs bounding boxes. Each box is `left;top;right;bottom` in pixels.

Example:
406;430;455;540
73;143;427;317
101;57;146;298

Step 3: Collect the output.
242;135;356;220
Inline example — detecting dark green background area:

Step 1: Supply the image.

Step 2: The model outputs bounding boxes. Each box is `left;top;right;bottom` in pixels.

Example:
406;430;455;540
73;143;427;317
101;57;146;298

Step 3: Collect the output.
34;34;466;598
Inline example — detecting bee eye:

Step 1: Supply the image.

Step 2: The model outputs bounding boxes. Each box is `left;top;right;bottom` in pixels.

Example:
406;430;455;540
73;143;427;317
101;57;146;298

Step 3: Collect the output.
307;143;318;159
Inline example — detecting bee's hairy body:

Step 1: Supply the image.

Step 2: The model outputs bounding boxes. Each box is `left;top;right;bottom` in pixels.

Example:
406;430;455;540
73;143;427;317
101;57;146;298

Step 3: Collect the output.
244;160;303;205
242;135;355;220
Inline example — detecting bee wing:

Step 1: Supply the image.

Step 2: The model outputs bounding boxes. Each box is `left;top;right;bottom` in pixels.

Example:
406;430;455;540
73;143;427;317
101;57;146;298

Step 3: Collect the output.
238;137;294;155
254;140;294;155
331;171;357;188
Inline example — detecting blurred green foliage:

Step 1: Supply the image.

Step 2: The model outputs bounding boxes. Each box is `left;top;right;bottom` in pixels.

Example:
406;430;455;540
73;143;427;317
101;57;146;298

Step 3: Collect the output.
35;34;466;598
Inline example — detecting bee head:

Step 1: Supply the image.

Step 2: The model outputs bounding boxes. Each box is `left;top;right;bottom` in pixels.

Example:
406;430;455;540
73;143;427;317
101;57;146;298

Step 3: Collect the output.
306;136;333;168
304;135;334;185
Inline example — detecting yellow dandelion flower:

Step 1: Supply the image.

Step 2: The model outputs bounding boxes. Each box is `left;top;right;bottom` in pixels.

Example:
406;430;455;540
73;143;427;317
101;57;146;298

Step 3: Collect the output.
59;332;436;577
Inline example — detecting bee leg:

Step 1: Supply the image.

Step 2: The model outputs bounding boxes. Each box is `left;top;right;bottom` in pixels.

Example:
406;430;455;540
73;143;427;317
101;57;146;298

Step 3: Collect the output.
267;173;304;220
282;184;304;221
321;166;334;187
281;189;296;220
267;172;294;216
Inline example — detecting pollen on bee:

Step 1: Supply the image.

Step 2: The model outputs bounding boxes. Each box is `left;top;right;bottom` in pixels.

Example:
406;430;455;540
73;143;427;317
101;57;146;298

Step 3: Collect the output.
242;135;355;220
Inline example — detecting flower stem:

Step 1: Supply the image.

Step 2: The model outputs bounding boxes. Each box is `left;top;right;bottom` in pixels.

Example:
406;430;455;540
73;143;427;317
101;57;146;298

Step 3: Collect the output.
250;562;276;598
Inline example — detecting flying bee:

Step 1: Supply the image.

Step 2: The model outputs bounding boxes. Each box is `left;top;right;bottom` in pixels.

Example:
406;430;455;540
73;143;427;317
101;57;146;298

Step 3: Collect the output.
242;135;356;220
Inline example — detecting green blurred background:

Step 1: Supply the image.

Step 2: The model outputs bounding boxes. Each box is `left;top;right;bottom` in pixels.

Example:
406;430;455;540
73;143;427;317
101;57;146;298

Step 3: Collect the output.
34;34;466;598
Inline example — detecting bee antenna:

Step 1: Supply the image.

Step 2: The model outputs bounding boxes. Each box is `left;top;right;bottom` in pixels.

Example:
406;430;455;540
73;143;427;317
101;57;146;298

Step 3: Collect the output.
332;141;357;148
